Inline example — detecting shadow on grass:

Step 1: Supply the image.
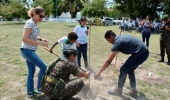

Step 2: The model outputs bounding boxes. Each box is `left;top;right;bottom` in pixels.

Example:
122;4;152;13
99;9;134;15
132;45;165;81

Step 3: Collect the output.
137;91;150;100
120;92;150;100
0;23;25;25
31;94;50;100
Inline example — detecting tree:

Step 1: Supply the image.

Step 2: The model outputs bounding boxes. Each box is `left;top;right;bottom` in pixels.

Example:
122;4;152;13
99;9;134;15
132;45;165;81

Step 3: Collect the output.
0;0;27;21
161;1;170;16
107;6;122;19
113;0;162;19
81;0;107;17
0;0;9;3
32;0;54;17
57;0;84;18
51;0;62;17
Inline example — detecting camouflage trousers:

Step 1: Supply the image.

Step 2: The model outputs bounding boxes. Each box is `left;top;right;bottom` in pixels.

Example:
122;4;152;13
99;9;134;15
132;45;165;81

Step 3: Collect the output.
50;78;84;99
163;33;170;58
159;37;165;57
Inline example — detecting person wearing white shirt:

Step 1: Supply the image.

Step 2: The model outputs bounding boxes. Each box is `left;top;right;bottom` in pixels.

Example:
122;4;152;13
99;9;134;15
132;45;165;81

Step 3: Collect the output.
73;17;89;68
49;32;78;53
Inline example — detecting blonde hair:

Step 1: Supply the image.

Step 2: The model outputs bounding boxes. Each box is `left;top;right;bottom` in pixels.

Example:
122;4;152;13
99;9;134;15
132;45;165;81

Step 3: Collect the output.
27;6;45;18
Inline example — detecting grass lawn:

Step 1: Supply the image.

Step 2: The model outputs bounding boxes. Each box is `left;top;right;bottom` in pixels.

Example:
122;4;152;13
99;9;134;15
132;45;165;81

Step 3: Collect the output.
0;21;170;100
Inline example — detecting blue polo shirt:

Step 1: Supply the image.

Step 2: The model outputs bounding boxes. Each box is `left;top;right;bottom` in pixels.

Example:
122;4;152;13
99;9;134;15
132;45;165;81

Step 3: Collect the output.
111;34;148;56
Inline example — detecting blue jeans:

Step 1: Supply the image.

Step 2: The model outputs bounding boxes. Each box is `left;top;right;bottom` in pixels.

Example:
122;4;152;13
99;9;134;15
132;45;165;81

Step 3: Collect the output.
20;48;47;93
76;43;88;67
142;32;150;47
118;50;149;90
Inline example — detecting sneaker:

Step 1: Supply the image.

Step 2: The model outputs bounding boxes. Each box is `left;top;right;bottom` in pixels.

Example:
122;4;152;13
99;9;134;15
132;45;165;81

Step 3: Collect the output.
27;92;33;98
107;88;122;96
125;90;137;99
33;90;42;94
27;90;41;98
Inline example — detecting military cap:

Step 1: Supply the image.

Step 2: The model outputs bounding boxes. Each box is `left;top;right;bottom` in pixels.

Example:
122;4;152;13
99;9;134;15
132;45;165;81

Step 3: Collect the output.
162;15;169;21
64;49;77;55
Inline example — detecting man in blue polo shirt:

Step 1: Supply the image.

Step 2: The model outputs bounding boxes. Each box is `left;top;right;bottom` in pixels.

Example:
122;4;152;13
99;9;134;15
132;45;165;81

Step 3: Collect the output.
94;30;149;99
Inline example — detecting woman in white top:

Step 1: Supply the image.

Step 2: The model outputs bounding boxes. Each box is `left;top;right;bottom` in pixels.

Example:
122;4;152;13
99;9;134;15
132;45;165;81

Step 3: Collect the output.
20;6;48;98
73;17;89;68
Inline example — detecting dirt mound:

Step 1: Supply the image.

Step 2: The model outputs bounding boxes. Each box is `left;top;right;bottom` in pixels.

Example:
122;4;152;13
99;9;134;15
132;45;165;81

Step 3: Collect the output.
136;69;164;84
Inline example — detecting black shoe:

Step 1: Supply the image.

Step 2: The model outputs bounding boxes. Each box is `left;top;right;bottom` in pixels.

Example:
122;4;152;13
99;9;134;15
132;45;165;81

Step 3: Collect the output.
61;96;71;100
61;96;81;100
167;59;170;65
125;90;137;99
167;62;170;65
50;98;61;100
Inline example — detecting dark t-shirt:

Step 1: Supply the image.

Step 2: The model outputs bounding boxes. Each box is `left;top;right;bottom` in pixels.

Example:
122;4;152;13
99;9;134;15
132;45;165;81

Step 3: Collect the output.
111;34;148;56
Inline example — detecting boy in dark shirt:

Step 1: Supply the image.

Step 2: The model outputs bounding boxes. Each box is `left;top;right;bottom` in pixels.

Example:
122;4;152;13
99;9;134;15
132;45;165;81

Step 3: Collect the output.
94;30;149;99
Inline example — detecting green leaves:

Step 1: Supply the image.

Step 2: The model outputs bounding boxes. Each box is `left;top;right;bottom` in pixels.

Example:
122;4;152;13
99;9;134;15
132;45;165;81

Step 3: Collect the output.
113;0;168;19
0;0;27;21
32;0;54;17
81;0;107;17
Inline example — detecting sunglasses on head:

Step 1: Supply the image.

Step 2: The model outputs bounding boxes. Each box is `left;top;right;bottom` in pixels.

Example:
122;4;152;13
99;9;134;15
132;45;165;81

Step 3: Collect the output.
39;15;45;18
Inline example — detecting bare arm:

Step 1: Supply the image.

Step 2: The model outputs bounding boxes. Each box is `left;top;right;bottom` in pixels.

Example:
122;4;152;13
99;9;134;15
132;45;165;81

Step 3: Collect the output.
49;41;58;53
22;28;48;47
77;71;90;78
37;36;48;42
147;20;153;28
94;51;117;79
75;41;80;47
86;30;88;36
139;20;144;26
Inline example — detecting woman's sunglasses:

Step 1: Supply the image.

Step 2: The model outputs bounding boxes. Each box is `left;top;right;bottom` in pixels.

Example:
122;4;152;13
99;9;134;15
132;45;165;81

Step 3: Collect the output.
39;15;45;18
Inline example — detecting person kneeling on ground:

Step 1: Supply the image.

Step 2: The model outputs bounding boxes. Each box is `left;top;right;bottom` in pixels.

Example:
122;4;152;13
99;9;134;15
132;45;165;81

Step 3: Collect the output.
41;49;90;100
94;30;149;99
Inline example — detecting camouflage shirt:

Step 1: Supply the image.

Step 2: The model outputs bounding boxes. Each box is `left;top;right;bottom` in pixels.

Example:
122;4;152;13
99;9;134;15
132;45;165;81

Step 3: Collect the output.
47;57;80;83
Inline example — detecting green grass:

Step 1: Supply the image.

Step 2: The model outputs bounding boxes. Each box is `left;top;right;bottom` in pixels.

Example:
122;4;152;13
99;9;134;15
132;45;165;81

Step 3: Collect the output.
0;21;170;100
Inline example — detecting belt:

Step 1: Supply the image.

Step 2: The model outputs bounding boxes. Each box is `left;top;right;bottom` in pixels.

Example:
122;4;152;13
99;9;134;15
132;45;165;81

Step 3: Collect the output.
20;48;36;51
45;75;59;84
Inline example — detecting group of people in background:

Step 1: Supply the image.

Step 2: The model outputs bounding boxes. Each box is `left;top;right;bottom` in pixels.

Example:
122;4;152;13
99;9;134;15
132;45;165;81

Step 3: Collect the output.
120;19;133;33
119;15;153;47
20;6;170;100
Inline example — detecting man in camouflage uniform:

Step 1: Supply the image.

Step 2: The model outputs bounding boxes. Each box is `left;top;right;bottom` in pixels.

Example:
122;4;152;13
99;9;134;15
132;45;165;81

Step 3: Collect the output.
41;49;90;100
158;21;166;62
159;15;170;65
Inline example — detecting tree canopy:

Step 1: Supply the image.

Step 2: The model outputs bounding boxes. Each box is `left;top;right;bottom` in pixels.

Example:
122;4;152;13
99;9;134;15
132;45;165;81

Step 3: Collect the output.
81;0;107;17
0;0;27;21
113;0;170;19
32;0;53;17
57;0;84;18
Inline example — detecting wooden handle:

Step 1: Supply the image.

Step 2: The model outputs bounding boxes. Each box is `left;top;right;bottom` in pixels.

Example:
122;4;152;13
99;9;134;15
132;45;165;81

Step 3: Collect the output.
44;47;59;57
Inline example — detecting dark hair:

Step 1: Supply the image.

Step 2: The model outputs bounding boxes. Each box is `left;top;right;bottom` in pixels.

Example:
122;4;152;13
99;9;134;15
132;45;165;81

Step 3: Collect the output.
147;15;152;22
80;16;87;22
105;30;116;38
68;32;78;40
63;49;77;58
